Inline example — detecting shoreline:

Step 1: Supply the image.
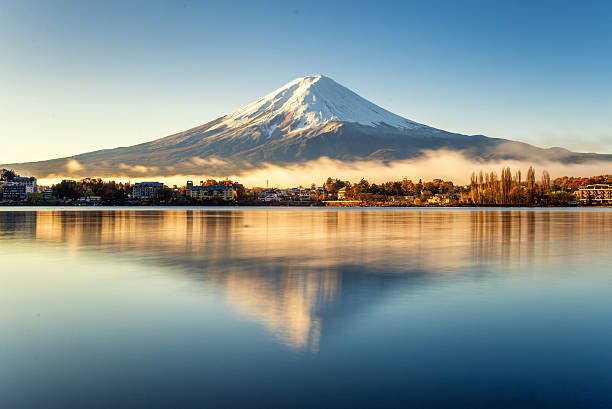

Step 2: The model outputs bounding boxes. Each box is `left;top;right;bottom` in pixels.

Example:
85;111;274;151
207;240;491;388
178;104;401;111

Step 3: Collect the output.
0;203;608;209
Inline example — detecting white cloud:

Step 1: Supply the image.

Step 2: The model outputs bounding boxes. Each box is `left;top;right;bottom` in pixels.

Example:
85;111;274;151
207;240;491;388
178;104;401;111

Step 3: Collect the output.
36;150;612;187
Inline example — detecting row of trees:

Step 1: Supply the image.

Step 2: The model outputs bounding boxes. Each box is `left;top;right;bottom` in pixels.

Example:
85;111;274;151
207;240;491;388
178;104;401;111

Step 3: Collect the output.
52;178;132;202
554;174;612;191
468;166;575;205
49;178;249;204
324;177;454;202
0;167;594;206
323;167;578;206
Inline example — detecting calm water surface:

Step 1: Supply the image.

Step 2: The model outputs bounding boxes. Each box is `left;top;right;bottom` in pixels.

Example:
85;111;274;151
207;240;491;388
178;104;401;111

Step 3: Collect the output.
1;207;612;408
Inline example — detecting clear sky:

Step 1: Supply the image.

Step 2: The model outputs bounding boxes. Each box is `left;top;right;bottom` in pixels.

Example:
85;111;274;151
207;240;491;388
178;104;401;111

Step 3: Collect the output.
1;0;611;164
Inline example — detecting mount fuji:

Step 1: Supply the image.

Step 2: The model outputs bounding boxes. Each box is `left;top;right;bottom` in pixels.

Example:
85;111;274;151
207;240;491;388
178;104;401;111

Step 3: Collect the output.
4;74;611;178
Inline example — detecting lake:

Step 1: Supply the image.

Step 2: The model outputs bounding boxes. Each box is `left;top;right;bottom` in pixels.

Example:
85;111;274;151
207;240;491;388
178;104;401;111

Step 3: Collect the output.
2;207;612;408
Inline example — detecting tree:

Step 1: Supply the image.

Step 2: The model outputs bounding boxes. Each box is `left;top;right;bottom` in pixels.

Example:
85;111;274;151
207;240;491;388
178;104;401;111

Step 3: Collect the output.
324;178;346;193
153;187;174;202
232;182;246;199
0;169;16;181
527;166;536;203
500;167;512;204
470;172;478;204
467;166;545;206
355;179;370;193
53;180;81;200
542;170;551;195
509;186;522;205
545;191;575;205
51;179;130;203
420;190;432;201
27;192;43;203
99;182;127;202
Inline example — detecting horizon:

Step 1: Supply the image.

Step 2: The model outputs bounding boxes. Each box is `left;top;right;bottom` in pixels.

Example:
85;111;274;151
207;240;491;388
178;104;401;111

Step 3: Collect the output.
2;1;612;165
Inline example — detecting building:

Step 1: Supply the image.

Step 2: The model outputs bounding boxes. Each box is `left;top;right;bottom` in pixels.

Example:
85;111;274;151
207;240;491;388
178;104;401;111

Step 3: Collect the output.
77;195;102;203
259;191;280;202
132;182;165;200
1;183;27;200
288;188;300;200
337;187;348;200
299;189;312;202
0;176;37;201
40;188;53;200
311;187;329;201
576;184;612;204
13;177;37;195
427;196;442;205
391;195;415;203
186;181;235;201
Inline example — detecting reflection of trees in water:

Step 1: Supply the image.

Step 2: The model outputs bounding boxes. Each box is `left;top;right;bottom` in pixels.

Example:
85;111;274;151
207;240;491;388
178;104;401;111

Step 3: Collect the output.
0;212;37;238
3;208;612;350
469;210;552;266
33;209;609;271
469;210;612;267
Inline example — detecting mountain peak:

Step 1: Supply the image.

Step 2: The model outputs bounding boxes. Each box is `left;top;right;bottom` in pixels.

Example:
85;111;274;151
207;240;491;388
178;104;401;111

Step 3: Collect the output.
208;75;426;135
299;73;325;80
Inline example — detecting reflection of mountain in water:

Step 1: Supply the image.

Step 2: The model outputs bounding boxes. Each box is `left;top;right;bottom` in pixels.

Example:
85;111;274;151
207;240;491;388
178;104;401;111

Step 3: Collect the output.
211;266;338;351
2;208;611;351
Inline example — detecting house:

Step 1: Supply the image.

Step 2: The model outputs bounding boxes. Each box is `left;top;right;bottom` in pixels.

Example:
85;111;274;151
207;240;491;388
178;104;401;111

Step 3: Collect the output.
259;189;280;202
299;189;312;202
337;187;348;200
77;195;102;203
41;188;53;200
391;195;415;203
259;193;280;202
276;189;290;201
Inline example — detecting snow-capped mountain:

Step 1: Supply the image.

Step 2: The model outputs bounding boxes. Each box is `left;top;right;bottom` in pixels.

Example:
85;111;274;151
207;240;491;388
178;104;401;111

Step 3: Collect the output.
4;75;611;178
211;75;425;135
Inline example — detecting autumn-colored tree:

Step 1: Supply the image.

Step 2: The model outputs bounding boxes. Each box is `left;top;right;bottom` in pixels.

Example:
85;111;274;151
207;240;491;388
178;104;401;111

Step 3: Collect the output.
527;166;536;202
467;166;551;206
324;177;347;193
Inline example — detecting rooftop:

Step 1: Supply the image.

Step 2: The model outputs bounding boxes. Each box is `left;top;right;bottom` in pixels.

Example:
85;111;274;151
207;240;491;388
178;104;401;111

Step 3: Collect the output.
188;185;234;190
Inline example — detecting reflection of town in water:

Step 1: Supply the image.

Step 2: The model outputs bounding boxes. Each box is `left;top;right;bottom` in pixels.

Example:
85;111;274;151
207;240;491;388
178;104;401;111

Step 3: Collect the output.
2;208;611;351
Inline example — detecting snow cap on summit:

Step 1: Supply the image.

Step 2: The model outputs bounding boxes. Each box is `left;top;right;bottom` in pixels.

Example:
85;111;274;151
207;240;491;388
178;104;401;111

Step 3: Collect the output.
210;75;425;134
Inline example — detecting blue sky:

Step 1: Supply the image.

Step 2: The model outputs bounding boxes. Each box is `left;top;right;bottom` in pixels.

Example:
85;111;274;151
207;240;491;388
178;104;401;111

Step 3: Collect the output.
1;0;611;163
